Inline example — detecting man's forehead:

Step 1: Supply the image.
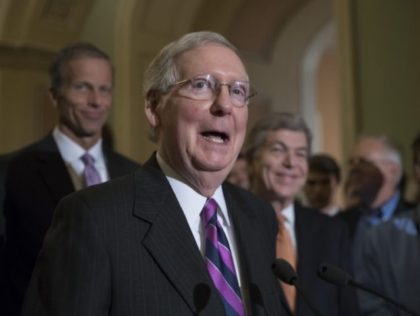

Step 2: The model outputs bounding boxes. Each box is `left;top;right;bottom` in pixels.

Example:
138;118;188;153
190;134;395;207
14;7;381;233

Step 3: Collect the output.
175;44;247;79
267;129;309;148
353;138;385;157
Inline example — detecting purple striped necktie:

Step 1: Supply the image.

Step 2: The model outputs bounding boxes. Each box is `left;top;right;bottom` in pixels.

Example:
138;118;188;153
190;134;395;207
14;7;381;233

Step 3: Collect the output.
81;153;102;187
201;198;245;316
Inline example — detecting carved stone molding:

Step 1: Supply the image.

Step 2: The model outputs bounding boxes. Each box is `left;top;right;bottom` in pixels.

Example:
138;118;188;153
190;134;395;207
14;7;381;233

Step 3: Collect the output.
41;0;74;21
0;44;54;70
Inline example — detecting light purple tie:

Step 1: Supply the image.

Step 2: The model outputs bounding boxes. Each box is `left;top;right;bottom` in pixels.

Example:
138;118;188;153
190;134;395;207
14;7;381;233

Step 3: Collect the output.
81;153;101;187
201;198;245;316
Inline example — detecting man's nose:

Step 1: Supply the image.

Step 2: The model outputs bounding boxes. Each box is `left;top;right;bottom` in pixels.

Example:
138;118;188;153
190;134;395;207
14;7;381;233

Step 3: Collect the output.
88;90;103;106
283;152;296;167
210;85;233;115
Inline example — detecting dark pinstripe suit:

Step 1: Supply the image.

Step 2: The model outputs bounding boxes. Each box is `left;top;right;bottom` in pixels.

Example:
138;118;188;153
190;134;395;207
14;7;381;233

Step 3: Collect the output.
22;154;284;316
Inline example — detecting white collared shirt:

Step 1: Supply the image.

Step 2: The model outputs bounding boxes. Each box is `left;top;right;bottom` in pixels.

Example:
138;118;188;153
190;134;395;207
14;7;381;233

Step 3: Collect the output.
156;153;243;287
53;126;109;190
277;203;297;249
324;205;340;217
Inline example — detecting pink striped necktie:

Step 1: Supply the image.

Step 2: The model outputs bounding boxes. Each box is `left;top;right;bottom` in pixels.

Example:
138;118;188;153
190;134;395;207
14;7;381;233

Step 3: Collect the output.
201;198;245;316
81;153;101;187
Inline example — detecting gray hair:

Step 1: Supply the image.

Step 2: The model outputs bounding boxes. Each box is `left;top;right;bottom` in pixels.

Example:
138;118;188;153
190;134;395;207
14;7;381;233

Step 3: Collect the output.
143;31;240;98
245;112;312;162
357;134;403;180
143;31;242;142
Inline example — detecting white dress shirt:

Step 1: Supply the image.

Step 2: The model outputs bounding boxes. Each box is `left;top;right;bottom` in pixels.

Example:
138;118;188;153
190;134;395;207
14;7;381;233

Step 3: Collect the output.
324;205;340;217
53;127;109;190
156;153;244;287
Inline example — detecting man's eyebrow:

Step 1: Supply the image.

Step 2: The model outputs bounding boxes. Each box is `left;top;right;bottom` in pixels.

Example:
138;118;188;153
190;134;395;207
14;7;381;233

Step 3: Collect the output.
269;140;308;151
269;140;287;147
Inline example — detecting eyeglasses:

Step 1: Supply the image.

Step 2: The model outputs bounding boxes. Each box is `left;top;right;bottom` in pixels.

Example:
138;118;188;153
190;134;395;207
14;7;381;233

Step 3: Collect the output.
169;74;256;107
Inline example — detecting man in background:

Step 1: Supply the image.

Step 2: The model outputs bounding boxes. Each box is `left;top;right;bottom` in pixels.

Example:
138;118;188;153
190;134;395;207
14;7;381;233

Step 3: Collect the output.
3;42;139;315
22;31;283;315
246;112;357;316
339;135;414;275
355;133;420;315
303;154;341;216
227;152;250;190
357;204;420;315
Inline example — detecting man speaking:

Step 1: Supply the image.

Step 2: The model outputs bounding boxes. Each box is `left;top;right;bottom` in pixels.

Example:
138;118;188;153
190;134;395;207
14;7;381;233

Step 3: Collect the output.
22;31;283;316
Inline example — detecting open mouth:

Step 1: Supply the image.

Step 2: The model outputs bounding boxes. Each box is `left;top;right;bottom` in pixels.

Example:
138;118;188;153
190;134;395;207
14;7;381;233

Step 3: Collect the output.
201;131;230;144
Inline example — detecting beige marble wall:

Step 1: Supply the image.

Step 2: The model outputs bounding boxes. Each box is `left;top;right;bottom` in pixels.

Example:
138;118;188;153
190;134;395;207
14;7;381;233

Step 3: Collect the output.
0;0;418;184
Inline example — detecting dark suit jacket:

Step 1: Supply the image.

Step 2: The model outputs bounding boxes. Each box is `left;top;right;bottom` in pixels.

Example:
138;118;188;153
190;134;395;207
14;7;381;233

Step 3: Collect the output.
0;152;16;242
22;154;284;315
338;197;415;240
0;151;17;313
3;134;139;315
278;204;358;316
357;206;420;315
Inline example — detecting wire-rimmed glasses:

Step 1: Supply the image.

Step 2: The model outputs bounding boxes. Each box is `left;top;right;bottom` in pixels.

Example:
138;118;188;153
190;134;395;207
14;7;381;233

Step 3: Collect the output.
169;74;256;107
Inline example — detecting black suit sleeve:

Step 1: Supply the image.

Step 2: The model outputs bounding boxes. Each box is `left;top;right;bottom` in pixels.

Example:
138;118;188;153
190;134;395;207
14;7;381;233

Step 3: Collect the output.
356;223;399;316
22;193;111;316
336;220;360;316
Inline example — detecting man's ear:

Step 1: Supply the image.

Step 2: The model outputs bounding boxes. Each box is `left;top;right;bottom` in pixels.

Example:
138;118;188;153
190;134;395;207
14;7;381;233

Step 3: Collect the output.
48;88;59;108
144;90;161;128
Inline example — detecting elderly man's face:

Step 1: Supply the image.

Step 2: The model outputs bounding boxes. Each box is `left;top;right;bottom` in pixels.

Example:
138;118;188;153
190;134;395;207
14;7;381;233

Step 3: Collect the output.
350;138;400;206
149;43;248;191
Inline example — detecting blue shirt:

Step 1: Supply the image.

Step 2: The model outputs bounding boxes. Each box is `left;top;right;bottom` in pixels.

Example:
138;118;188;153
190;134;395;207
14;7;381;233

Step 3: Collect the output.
365;191;400;225
353;191;401;274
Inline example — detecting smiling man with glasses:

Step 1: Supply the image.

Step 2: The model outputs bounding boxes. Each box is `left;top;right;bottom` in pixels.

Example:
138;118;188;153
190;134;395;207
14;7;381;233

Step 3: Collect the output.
22;31;283;316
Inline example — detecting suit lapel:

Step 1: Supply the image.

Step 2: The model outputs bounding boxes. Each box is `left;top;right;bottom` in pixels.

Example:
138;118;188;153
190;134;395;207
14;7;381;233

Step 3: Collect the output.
103;148;119;179
132;155;225;315
295;204;318;276
224;185;278;315
36;135;75;203
294;204;319;316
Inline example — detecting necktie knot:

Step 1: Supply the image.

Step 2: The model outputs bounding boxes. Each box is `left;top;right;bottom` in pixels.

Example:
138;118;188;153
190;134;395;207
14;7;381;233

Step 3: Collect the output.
81;153;101;187
81;153;95;166
201;198;218;227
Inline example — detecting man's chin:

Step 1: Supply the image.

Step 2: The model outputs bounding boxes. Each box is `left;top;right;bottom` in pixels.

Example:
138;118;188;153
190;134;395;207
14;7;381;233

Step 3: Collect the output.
75;129;99;139
192;156;230;171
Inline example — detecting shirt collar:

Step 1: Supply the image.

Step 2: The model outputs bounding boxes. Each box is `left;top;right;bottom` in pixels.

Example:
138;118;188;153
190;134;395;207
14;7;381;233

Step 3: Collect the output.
380;191;401;221
364;191;401;225
277;202;295;226
324;206;340;217
156;153;230;226
53;126;103;163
